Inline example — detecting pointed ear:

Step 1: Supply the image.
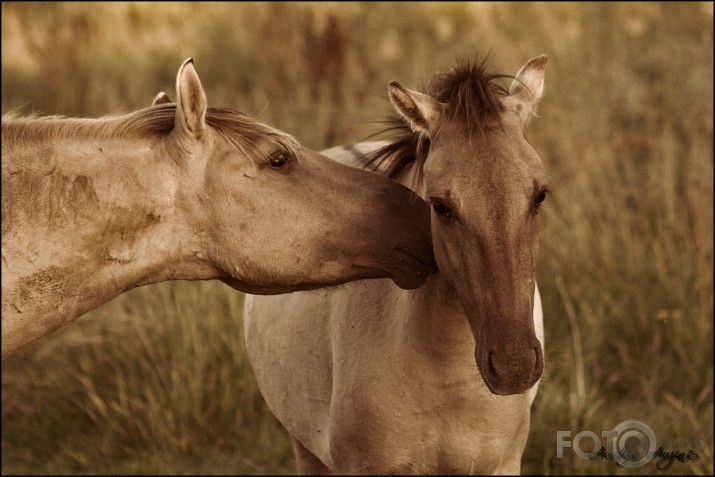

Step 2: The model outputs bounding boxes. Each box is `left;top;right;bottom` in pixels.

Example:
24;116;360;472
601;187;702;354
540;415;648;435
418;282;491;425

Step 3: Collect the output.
174;58;207;139
152;91;172;106
507;54;547;124
388;81;445;137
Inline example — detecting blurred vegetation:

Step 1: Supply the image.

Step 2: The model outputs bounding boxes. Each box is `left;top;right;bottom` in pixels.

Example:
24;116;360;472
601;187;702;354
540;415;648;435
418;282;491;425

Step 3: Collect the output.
2;2;713;475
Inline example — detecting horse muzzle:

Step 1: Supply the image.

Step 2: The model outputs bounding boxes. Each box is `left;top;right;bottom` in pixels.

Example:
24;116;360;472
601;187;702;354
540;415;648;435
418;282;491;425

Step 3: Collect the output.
475;335;544;395
390;246;439;289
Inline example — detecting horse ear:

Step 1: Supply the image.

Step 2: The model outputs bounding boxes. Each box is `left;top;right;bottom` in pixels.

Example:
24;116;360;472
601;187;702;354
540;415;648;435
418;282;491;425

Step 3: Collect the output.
174;58;207;139
152;91;172;106
388;81;445;137
507;54;547;124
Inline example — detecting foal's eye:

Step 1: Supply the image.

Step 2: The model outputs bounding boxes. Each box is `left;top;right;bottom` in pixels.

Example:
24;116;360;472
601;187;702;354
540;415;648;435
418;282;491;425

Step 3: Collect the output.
268;152;290;169
534;189;548;208
430;199;453;222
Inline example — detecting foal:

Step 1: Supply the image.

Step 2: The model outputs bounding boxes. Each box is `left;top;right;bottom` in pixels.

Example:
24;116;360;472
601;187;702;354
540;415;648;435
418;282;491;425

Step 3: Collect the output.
244;55;549;474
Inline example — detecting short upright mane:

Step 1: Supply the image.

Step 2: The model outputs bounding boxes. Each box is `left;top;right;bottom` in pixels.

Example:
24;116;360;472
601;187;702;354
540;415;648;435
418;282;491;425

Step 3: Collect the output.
363;57;512;179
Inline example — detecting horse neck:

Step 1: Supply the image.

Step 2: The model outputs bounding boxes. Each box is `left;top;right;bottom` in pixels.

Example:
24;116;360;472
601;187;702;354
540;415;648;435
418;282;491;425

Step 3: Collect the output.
390;279;475;375
3;124;178;249
1;124;211;356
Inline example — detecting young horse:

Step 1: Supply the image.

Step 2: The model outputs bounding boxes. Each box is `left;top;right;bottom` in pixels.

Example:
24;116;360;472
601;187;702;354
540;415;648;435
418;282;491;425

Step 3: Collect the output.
244;55;548;474
1;58;436;359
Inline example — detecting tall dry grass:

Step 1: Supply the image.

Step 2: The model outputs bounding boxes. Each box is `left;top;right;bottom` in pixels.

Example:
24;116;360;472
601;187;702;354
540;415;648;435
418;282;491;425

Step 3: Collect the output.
2;2;712;475
1;281;295;474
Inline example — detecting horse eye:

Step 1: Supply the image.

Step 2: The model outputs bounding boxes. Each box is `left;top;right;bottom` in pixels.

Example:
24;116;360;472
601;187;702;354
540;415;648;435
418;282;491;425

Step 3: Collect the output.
268;153;289;169
430;199;453;221
534;190;547;207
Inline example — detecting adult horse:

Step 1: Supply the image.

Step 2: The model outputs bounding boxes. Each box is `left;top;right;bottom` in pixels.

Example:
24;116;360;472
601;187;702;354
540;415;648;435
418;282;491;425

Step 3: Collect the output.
244;54;548;474
1;58;436;359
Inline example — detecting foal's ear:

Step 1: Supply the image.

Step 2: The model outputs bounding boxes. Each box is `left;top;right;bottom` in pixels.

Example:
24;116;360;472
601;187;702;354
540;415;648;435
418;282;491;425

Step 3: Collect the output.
388;81;445;137
152;91;172;106
174;58;207;139
507;54;547;125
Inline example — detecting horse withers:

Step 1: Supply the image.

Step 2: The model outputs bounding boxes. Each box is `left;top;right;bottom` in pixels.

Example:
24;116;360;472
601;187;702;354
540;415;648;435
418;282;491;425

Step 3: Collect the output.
1;58;436;359
244;54;549;474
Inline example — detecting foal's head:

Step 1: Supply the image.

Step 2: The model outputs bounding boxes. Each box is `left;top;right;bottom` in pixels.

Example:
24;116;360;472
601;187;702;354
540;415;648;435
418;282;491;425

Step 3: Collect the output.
388;56;548;394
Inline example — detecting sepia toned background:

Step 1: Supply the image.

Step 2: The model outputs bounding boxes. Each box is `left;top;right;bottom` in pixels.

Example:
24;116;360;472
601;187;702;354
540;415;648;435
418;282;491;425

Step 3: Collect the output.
2;2;712;474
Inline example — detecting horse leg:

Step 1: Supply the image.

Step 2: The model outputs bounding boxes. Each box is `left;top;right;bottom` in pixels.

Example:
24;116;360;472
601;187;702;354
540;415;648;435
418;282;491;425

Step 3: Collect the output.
290;435;332;475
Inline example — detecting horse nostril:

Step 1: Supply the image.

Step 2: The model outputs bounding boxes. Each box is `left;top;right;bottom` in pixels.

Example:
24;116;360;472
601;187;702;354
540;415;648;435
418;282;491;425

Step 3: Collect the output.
487;351;497;376
481;344;542;394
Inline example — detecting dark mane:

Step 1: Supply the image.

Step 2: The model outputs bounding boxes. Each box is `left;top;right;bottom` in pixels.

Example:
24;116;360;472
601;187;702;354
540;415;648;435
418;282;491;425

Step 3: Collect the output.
2;104;296;152
362;57;512;180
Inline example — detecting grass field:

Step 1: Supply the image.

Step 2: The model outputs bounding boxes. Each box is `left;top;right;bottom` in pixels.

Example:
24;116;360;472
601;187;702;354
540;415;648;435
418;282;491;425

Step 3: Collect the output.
2;2;713;475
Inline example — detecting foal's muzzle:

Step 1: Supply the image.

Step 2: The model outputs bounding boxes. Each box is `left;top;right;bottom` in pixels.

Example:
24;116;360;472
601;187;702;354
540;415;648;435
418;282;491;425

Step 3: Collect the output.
476;336;544;395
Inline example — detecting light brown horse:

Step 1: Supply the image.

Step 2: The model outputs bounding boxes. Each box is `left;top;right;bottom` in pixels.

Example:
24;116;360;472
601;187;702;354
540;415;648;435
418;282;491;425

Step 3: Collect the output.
244;55;548;474
1;58;436;359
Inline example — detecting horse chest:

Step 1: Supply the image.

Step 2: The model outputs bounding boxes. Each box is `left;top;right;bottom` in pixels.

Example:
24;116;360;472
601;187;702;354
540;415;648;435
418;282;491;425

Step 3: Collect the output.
328;362;532;474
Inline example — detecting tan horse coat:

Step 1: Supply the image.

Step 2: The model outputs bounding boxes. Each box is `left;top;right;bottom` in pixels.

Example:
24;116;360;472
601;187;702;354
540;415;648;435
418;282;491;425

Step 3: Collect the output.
1;59;435;358
245;55;549;474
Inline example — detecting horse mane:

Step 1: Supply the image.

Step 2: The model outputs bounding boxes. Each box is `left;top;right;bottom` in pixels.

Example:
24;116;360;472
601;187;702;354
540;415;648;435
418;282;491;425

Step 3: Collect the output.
361;56;513;180
2;104;296;152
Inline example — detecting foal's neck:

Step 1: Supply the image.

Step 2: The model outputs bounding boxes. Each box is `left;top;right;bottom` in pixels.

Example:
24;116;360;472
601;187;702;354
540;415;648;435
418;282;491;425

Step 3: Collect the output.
399;276;476;362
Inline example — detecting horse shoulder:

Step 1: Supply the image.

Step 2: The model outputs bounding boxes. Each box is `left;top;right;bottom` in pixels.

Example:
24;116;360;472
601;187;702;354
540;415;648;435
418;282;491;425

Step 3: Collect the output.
243;290;337;464
244;279;402;469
